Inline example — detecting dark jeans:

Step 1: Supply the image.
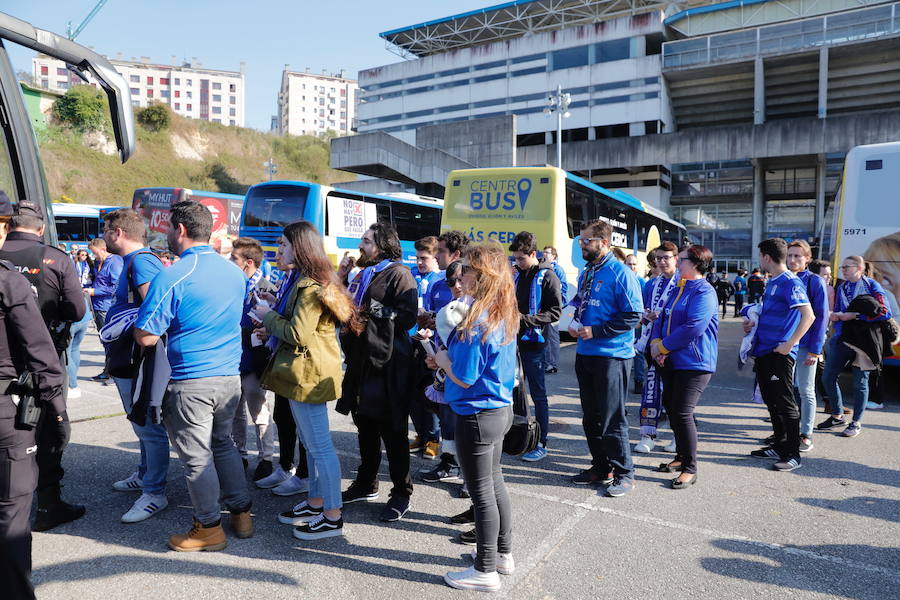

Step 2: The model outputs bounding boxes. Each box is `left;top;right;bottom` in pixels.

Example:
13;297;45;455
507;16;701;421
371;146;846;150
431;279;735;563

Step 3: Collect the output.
734;295;744;316
0;395;37;600
410;393;440;443
36;365;70;509
660;368;712;474
352;412;413;499
574;354;634;479
756;352;800;461
439;403;456;442
520;348;549;446
273;395;308;476
455;405;513;574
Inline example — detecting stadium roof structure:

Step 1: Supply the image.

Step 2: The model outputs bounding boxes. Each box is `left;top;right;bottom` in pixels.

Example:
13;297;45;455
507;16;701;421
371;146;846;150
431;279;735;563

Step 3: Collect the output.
379;0;708;58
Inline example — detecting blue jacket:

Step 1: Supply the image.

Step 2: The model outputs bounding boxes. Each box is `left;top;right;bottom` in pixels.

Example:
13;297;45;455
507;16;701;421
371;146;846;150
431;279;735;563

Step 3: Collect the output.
569;253;643;358
832;276;893;338
550;261;569;301
651;278;718;373
796;270;829;355
91;254;123;313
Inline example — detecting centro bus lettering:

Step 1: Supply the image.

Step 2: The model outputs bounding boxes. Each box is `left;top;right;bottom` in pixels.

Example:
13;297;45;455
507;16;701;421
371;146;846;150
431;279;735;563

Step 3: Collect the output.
466;228;518;243
469;178;532;211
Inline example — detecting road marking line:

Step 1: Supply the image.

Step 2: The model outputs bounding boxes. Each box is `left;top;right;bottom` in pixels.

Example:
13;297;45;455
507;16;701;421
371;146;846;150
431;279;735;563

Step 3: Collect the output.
507;487;900;582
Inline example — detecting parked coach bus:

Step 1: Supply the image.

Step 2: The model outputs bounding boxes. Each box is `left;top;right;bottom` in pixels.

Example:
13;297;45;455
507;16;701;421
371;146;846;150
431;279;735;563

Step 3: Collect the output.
51;203;103;250
131;187;243;252
441;166;685;286
238;181;443;269
828;142;900;366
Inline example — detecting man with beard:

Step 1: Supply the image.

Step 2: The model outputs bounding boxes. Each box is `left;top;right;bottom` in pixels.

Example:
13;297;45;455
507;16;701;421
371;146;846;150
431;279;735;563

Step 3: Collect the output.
337;223;418;522
568;220;643;497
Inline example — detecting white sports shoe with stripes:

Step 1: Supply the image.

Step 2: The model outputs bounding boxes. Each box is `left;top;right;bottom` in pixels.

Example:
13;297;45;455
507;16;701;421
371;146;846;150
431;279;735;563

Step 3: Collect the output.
121;493;169;523
112;471;143;492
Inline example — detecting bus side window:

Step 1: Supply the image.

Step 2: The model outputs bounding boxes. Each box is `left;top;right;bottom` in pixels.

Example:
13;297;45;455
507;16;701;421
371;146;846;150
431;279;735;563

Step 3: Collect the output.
392;202;441;240
565;184;590;238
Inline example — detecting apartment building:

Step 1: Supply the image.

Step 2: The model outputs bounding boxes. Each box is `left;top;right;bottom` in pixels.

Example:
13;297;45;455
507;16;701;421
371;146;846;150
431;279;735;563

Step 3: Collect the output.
277;67;358;137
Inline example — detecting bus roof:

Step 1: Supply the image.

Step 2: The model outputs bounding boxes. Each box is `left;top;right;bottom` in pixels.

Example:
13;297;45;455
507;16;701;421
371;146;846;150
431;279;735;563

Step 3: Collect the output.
50;203;108;216
248;180;444;209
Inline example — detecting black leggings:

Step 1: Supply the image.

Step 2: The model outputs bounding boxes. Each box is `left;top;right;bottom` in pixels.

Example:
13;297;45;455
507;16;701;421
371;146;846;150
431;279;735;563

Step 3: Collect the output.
456;405;513;574
273;395;307;477
660;368;712;474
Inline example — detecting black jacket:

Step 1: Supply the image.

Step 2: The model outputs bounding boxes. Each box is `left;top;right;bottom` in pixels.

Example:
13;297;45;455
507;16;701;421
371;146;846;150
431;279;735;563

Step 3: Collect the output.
841;294;891;370
514;258;562;352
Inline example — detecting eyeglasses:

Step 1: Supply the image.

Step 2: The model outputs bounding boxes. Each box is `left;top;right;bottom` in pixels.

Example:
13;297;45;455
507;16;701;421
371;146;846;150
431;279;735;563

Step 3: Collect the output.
840;264;860;270
656;255;675;261
578;237;604;246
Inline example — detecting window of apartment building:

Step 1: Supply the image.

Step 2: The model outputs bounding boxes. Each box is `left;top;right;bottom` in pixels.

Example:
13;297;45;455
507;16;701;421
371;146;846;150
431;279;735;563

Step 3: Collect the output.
174;78;180;85
319;98;324;105
129;74;140;83
230;120;235;126
340;100;347;108
160;78;170;85
319;120;325;127
212;94;221;102
132;100;140;107
41;65;48;75
340;89;346;96
229;83;236;92
229;96;236;104
186;103;192;110
213;118;221;123
212;82;221;90
186;79;192;86
175;103;180;110
147;89;154;97
595;38;631;62
212;106;222;114
551;46;589;70
186;91;192;98
56;67;68;76
229;108;236;116
161;90;170;98
57;81;69;89
341;111;346;119
147;76;154;85
175;90;180;98
130;87;139;95
40;79;49;89
319;109;325;117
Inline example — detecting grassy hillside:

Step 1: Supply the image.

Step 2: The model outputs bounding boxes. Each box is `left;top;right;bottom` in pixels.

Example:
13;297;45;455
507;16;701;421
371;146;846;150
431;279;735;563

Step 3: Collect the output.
38;112;351;205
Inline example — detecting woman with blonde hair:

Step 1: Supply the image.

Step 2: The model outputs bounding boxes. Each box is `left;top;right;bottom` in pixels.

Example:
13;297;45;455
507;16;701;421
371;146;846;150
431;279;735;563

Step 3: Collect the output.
864;232;900;317
434;242;519;593
253;220;361;540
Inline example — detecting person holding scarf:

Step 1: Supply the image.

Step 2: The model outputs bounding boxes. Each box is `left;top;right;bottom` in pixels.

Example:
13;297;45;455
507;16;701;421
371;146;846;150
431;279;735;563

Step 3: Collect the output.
649;244;718;489
435;242;518;593
254;221;361;540
337;223;419;522
633;241;679;454
817;255;892;437
568;220;643;497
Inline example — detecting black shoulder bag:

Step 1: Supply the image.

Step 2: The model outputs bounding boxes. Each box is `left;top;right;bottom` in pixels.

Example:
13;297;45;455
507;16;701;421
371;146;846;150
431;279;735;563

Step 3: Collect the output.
502;353;541;456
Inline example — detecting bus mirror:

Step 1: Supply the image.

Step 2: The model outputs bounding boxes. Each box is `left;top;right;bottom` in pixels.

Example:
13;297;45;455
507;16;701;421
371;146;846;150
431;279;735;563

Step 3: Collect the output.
0;12;136;163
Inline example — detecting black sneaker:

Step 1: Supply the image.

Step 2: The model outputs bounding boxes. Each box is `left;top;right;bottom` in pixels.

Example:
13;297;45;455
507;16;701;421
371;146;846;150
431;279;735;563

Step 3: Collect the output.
772;458;802;472
293;514;343;540
816;416;846;430
91;372;109;382
33;501;86;532
459;527;477;545
545;367;558;374
750;446;780;459
253;459;274;482
763;434;777;445
422;455;462;483
278;500;323;525
458;485;470;499
380;495;410;522
341;481;379;504
799;437;814;453
572;469;614;485
450;505;475;525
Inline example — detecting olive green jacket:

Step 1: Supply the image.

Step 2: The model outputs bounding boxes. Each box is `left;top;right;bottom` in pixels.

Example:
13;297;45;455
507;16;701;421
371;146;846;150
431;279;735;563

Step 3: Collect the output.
260;277;353;404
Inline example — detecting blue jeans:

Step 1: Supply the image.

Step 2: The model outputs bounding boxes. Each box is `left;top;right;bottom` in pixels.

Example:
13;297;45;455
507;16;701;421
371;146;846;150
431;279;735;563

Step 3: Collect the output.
793;349;818;437
289;401;343;511
543;322;560;369
411;396;440;443
114;377;171;496
66;308;91;388
822;337;870;423
520;348;550;446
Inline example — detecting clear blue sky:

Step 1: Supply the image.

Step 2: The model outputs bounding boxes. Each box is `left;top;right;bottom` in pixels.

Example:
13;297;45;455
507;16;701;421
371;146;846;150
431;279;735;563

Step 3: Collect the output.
5;0;493;130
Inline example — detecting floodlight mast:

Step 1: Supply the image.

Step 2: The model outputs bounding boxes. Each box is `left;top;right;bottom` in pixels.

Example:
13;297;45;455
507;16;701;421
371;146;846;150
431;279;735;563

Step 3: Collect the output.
546;84;571;169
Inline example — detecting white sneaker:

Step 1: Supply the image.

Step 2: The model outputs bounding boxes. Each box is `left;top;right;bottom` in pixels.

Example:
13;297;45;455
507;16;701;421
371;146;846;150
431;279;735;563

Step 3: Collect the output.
633;435;655;453
112;471;143;492
67;387;82;399
444;565;501;592
121;492;168;523
255;465;292;489
662;439;677;453
272;475;310;496
470;548;515;575
866;401;884;410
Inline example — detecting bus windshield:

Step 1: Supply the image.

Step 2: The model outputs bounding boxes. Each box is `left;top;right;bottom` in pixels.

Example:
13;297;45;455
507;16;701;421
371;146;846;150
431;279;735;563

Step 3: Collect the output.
243;185;310;228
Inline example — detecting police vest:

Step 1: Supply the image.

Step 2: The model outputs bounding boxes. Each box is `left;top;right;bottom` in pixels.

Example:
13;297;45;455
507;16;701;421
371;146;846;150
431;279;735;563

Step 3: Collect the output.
515;268;548;344
0;244;71;353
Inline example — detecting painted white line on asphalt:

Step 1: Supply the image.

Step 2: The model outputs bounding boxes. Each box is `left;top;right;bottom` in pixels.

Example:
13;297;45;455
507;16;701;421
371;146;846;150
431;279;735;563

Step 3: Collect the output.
708;385;751;392
507;487;900;582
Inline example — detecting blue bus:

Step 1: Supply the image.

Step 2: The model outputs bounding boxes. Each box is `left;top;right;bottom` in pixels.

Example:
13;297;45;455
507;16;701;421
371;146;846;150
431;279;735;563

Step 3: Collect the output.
239;181;443;269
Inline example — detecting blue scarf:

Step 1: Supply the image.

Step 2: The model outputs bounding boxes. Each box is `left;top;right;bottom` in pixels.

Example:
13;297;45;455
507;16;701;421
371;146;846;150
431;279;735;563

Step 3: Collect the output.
573;252;613;322
348;259;393;306
266;270;299;352
245;268;263;302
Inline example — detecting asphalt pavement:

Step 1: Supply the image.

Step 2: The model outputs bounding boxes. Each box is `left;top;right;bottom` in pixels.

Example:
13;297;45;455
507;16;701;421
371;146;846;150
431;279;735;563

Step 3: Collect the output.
32;317;900;600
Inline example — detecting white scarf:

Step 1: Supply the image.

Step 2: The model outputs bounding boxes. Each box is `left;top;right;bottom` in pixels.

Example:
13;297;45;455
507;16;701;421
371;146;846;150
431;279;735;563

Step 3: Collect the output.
635;273;677;353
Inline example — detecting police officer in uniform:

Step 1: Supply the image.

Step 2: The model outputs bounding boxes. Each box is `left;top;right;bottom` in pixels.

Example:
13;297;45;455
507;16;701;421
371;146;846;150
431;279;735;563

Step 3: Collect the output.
0;193;65;600
0;197;85;531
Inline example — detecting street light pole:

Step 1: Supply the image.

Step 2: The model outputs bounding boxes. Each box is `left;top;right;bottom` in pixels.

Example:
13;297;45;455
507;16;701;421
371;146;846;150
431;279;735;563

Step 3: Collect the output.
544;84;571;169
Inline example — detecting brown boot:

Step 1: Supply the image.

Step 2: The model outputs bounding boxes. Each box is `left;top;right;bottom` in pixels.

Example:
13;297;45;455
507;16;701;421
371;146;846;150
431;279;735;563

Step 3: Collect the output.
168;520;227;552
231;510;254;539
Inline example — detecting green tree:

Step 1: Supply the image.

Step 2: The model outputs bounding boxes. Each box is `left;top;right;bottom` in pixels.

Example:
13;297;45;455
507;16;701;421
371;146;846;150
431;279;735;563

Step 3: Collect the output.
52;85;107;132
136;103;171;132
